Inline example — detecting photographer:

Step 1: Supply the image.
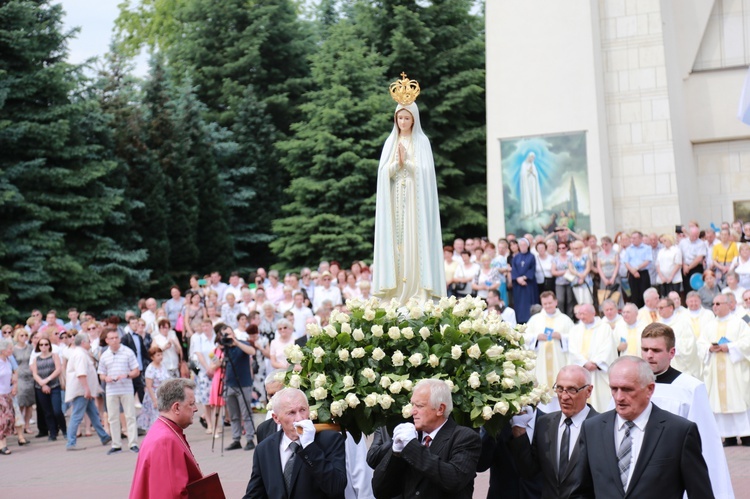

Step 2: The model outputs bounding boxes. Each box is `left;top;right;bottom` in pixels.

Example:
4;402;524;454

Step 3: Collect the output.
217;324;257;451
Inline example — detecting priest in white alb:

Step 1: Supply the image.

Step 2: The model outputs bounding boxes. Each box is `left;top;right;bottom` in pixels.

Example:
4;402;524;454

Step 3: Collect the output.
612;303;643;357
685;290;714;339
697;293;750;447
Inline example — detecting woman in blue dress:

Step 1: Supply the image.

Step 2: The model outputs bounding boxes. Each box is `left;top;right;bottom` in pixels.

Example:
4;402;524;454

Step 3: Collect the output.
511;238;539;323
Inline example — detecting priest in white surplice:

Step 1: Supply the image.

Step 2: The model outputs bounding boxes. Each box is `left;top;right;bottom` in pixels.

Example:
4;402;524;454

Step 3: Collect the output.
697;293;750;447
655;297;701;379
685;290;714;340
613;303;644;357
641;323;735;498
524;291;573;411
567;303;617;412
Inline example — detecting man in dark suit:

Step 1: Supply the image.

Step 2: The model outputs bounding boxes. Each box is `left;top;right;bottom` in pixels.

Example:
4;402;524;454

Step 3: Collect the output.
121;316;151;406
372;379;482;499
244;387;346;499
572;356;714;499
255;370;285;444
508;365;597;498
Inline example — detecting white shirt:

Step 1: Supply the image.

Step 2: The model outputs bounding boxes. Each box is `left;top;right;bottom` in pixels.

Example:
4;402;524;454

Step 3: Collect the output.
279;433;300;471
557;405;590;468
615;402;653;491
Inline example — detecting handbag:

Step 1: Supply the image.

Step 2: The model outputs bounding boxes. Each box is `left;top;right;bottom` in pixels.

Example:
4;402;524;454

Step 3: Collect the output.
563;270;577;284
175;313;184;333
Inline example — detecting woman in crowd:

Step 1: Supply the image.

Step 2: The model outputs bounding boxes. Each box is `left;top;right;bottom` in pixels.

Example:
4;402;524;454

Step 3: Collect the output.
472;254;500;300
443;245;460;296
713;228;738;284
655;233;682;296
152;318;181;378
138;345;171;431
0;338;17;454
359;281;372;300
205;290;220;314
207;333;225;436
11;328;33;435
183;291;206;342
341;272;361;301
729;243;750;289
511;238;539;323
535;240;554;294
551;241;575;319
188;274;205;299
596;236;621;308
247;324;270;406
190;320;216;434
269;319;294;370
258;302;279;342
568;241;593;305
277;286;295;314
30;336;65;440
698;270;722;309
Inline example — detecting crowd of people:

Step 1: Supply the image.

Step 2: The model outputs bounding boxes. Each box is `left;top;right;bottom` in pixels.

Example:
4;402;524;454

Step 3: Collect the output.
0;220;747;498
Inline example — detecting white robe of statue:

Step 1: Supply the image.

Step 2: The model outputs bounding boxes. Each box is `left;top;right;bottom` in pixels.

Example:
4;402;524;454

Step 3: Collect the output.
520;152;543;217
373;102;445;303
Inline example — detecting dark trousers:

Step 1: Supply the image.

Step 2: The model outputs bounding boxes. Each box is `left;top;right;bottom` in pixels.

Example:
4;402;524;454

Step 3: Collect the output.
35;389;48;435
628;270;651;308
35;386;66;437
133;373;145;405
683;264;705;292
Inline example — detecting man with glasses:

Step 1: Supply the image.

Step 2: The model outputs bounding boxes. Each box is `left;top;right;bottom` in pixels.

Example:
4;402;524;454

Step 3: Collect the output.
509;365;597;498
697;294;750;447
641;323;734;498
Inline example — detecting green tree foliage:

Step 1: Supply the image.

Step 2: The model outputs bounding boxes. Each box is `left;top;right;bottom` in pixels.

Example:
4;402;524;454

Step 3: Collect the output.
0;0;146;320
354;0;487;241
271;19;391;271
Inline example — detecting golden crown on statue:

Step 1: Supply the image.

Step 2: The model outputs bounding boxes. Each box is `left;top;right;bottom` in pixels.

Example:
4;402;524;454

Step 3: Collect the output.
389;72;421;106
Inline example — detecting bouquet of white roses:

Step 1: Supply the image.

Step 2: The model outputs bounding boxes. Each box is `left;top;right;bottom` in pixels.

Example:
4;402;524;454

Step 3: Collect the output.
280;294;550;441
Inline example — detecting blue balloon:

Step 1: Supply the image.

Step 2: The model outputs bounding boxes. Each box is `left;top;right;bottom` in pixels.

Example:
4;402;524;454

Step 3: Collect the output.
690;273;704;290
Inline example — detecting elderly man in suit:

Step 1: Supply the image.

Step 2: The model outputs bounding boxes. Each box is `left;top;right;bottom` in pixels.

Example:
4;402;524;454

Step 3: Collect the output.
244;388;346;499
509;365;597;498
372;379;482;499
572;356;713;498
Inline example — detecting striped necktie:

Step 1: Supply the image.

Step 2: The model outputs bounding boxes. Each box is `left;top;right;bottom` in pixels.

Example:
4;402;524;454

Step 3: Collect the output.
617;421;635;490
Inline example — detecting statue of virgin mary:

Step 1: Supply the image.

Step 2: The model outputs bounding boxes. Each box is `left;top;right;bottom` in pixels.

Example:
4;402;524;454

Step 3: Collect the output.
372;74;446;303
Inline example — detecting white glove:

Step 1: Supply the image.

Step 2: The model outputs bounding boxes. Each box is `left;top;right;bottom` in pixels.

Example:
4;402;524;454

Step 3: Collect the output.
294;419;316;448
510;406;534;428
392;423;417;453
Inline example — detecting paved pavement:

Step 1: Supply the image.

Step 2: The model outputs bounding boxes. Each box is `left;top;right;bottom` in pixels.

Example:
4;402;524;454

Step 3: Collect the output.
2;416;748;498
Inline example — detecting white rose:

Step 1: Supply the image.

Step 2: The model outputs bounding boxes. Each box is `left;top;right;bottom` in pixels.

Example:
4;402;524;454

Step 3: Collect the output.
351;347;365;359
428;354;440;368
312;387;328;400
363;308;376;321
309;409;318;421
402;379;413;391
408;353;423;367
289;374;302;388
371;325;384;338
494;401;510;415
467;343;481;359
486;371;501;385
312;346;325;362
274;371;287;383
409;306;423;319
401;327;414;339
314;374;327;388
380;376;392;389
340;322;351;334
389;381;402;394
378;394;394;409
503;368;516;378
482;406;494;420
352;328;365;341
445;379;455;391
485;345;504;360
431;306;444;318
401;403;413;418
502;377;515;389
324;325;338;338
388;327;401;340
453;302;468;317
285;344;304;364
372;347;385;361
362;368;377;383
343;375;355;389
385;308;398;320
468;372;481;389
307;322;322;337
451;345;462;360
338;349;350;361
345;392;360;409
459;320;472;334
337;312;350;323
330;400;345;417
419;327;431;340
364;393;378;407
392;350;405;366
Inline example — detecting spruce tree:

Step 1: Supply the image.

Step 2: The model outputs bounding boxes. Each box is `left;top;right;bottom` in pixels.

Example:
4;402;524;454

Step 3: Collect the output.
271;19;390;271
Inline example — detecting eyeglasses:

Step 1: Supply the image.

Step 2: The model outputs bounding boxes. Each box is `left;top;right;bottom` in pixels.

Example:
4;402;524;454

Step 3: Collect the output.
59;335;68;339
39;343;50;347
553;384;590;395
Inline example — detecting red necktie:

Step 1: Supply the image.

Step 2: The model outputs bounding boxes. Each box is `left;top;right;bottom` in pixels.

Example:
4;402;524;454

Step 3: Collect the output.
423;436;432;448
